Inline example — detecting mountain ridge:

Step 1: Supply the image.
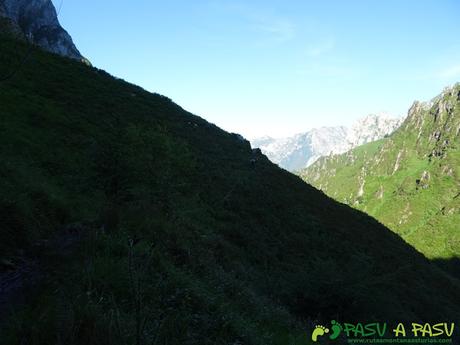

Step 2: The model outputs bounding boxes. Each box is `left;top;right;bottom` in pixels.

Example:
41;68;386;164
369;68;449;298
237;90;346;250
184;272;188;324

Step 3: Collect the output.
252;114;402;171
301;83;460;260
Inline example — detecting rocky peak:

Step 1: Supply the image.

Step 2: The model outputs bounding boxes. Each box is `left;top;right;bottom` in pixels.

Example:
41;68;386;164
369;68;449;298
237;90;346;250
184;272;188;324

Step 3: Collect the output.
251;114;401;172
346;113;402;147
405;84;460;132
0;0;84;61
406;83;460;123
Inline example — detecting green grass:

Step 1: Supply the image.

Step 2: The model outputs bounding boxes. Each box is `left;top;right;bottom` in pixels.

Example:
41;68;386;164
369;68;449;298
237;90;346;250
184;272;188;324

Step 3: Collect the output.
301;84;460;260
1;36;460;344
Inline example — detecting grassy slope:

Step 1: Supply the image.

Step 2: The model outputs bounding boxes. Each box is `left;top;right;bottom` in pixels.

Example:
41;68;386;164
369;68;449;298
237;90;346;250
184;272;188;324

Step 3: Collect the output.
1;37;460;344
301;85;460;260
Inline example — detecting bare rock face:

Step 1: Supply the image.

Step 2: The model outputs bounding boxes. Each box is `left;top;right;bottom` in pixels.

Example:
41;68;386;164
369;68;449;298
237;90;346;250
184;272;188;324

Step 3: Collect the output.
0;0;84;61
251;114;402;172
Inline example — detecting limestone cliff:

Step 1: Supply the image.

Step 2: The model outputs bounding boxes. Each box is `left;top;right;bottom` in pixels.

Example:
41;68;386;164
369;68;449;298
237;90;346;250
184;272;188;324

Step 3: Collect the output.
0;0;83;60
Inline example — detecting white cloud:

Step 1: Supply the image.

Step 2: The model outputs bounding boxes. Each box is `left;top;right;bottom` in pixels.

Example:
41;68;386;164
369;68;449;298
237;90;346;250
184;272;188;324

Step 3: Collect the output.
210;2;295;42
306;38;335;57
438;64;460;79
297;62;354;78
254;18;295;42
399;62;460;82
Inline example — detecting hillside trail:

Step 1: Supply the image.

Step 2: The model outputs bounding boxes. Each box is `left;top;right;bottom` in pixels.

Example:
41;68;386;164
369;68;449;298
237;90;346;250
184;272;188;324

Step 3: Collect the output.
0;223;90;325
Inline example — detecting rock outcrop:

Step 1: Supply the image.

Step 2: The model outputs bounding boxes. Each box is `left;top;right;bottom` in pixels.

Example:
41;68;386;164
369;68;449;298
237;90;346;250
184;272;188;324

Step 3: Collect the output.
301;83;460;259
0;0;83;60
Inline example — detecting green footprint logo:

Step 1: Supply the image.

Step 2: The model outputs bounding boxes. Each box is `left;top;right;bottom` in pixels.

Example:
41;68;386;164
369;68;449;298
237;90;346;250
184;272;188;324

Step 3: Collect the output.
329;320;343;340
311;325;329;342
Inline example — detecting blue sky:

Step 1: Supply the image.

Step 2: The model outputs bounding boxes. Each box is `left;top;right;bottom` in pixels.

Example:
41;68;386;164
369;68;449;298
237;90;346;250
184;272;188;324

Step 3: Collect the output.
53;0;460;138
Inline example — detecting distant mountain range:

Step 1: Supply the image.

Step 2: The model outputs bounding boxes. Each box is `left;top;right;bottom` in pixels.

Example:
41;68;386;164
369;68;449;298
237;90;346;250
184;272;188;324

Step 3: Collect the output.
301;83;460;262
251;114;402;171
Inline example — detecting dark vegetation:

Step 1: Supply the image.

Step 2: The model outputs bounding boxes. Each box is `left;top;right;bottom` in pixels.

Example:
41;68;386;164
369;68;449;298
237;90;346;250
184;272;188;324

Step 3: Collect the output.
1;36;460;344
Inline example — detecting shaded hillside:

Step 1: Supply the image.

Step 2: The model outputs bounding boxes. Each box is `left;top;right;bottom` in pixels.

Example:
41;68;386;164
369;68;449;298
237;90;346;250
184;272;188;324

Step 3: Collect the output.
1;36;460;344
301;84;460;260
